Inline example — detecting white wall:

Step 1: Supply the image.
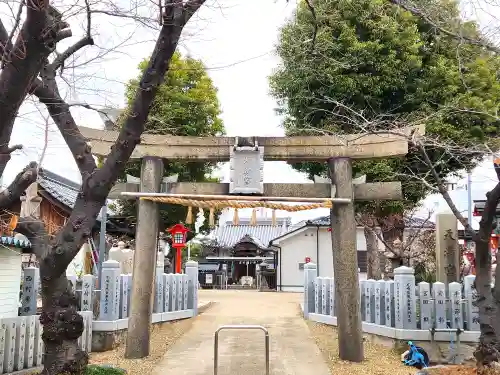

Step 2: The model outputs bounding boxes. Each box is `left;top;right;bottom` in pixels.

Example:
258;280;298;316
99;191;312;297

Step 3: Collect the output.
0;247;22;318
276;227;374;292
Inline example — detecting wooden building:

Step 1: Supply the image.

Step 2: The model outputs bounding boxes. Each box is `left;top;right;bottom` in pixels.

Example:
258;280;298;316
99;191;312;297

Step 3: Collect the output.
198;217;290;289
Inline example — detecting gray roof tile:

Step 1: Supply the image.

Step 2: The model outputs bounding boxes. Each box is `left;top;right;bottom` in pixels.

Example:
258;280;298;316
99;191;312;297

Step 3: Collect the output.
214;223;288;249
37;169;113;220
38;169;80;209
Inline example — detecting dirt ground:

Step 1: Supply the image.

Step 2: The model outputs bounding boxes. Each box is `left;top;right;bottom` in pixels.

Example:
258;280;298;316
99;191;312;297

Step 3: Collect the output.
89;314;195;375
306;321;415;375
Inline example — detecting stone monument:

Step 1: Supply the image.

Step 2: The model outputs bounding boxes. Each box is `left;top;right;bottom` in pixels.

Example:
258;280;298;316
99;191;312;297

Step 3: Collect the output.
435;211;460;283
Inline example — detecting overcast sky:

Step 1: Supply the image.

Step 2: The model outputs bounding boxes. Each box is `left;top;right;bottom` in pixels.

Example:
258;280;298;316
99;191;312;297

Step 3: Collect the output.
3;0;499;224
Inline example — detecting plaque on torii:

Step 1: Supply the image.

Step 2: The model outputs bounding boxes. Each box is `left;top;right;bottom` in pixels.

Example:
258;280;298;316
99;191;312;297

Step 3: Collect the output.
229;136;264;195
79;125;423;363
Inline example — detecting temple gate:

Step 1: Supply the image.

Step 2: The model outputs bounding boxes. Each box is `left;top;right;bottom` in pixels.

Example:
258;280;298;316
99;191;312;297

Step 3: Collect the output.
79;126;421;361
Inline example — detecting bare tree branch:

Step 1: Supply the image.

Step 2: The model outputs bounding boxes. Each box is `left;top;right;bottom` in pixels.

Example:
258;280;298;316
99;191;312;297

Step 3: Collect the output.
0;1;73;179
48;0;94;72
47;0;207;280
0;161;37;210
15;216;50;260
31;79;97;177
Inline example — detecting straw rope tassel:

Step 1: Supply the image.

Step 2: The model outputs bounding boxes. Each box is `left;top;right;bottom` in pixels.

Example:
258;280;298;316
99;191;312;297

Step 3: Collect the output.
185;206;193;224
233;208;239;225
209;207;215;228
271;209;277;226
250;208;257;226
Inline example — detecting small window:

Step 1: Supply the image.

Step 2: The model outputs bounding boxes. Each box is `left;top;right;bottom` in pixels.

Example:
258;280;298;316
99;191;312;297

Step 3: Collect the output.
298;262;305;270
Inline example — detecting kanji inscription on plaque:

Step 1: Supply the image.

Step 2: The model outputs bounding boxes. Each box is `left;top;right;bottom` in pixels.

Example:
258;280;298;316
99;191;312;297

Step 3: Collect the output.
229;139;264;194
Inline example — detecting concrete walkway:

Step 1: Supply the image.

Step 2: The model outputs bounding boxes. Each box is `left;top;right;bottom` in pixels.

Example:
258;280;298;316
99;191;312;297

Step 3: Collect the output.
152;290;331;375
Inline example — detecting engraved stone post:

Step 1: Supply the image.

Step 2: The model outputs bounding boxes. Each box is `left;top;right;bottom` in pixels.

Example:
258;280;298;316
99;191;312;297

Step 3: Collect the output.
154;267;164;313
433;281;447;329
126;274;132;313
0;327;5;373
314;277;321;314
328;157;363;361
20;267;39;316
81;274;94;312
14;317;26;370
374;280;385;325
163;273;172;312
449;282;463;329
176;273;183;311
99;260;120;321
384;280;395;327
322;278;330;315
394;266;416;329
2;319;17;373
24;315;36;368
464;275;480;330
435;212;460;283
126;157;163;359
120;275;130;318
418;282;432;330
172;274;179;311
329;277;335;316
33;319;43;367
185;261;199;315
303;262;317;318
364;279;376;323
182;274;189;310
360;280;366;321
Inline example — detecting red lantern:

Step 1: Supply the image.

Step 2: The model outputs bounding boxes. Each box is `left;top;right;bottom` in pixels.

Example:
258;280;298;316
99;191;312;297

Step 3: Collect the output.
305;257;311;264
167;224;190;273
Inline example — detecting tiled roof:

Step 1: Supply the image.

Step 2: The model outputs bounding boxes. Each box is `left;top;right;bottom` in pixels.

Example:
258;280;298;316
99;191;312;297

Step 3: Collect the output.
213;224;288;249
37;170;113;220
307;215;435;228
0;236;31;249
38;169;80;210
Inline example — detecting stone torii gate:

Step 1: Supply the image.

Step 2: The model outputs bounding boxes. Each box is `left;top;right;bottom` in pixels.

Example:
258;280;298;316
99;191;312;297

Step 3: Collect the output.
79;126;416;361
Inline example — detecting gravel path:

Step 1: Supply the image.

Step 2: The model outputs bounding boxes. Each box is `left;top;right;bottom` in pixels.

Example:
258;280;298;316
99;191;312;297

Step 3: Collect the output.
152;290;331;375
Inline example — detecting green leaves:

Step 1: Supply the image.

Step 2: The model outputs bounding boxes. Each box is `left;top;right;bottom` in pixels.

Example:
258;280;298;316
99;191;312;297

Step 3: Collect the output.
117;51;224;233
270;0;500;216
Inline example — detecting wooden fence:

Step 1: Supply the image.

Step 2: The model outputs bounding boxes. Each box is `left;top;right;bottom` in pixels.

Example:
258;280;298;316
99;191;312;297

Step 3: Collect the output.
303;263;481;342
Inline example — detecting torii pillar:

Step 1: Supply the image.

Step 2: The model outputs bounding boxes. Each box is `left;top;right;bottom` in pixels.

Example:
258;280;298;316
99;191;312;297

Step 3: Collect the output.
125;157;163;358
328;157;363;362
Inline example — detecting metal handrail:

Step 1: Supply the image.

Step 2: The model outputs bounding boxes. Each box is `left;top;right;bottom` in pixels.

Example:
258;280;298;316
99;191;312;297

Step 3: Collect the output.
214;325;270;375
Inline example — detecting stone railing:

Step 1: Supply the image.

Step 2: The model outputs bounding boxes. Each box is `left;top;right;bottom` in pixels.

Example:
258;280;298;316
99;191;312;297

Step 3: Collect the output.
18;261;200;353
303;263;480;344
0;312;92;374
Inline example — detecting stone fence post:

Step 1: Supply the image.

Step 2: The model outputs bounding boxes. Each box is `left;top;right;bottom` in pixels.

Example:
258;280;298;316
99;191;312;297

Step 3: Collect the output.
303;262;317;319
81;274;94;312
394;266;416;329
20;267;39;316
99;260;120;320
185;260;199;316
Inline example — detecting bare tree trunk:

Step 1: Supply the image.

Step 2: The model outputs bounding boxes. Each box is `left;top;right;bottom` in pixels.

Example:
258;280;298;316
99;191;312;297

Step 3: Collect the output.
473;182;500;365
365;226;382;279
19;2;206;374
16;218;87;375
